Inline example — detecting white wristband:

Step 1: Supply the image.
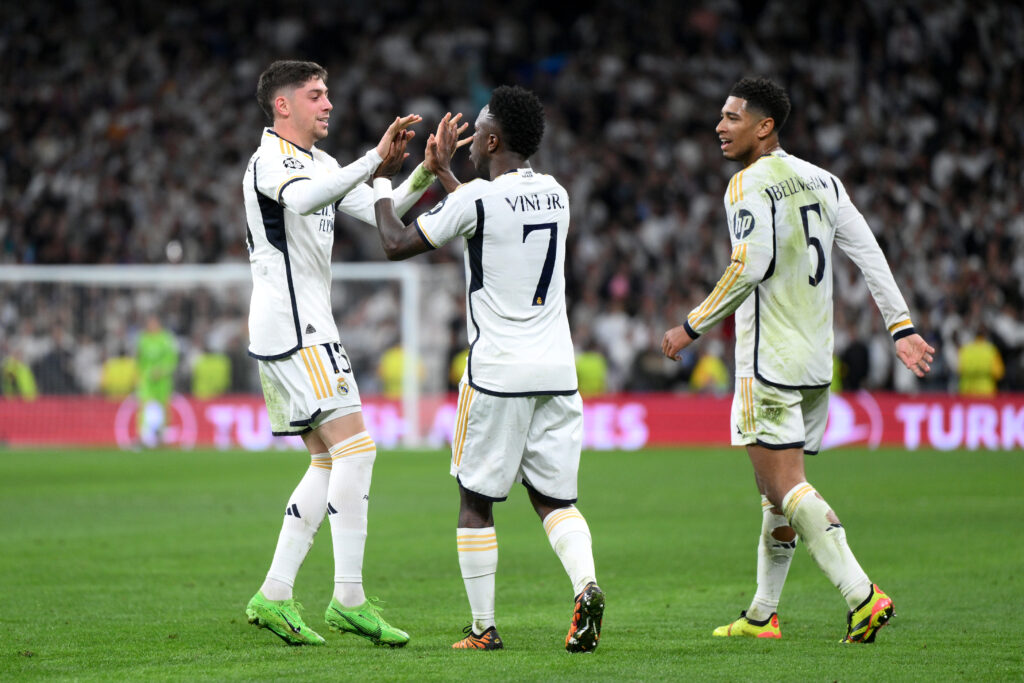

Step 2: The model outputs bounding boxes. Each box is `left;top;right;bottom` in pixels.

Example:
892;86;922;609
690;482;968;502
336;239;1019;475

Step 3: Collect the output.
373;177;393;202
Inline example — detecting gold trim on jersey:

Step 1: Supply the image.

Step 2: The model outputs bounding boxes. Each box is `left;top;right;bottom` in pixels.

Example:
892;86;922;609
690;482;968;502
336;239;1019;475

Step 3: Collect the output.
263;130;314;159
276;175;311;202
728;169;747;205
456;531;498;552
414;217;441;248
688;242;747;330
451;385;477;467
543;507;583;536
888;319;913;333
330;433;376;460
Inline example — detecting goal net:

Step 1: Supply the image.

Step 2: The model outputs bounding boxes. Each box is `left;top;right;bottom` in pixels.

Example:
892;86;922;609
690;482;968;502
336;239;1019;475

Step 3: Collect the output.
0;263;462;449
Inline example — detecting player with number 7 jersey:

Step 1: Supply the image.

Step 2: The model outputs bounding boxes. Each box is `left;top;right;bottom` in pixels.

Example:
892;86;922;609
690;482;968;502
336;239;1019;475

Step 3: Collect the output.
685;148;915;389
414;168;576;396
372;86;603;653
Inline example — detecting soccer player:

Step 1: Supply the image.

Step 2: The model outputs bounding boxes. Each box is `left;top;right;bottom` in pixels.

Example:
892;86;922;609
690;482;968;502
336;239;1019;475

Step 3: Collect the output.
662;77;935;643
241;59;437;647
135;315;178;447
371;87;605;653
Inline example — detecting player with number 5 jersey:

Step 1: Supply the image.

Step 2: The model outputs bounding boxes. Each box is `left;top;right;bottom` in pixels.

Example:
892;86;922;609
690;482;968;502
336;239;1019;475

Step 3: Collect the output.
684;146;914;389
371;86;604;653
663;77;934;645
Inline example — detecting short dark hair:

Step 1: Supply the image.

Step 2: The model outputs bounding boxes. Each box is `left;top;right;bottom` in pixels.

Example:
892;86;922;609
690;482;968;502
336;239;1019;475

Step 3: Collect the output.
256;60;328;124
729;77;790;134
488;85;545;159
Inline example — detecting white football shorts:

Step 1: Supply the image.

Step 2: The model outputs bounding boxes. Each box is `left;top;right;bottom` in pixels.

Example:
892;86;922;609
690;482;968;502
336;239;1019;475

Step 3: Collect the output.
258;343;362;435
731;377;829;454
450;381;583;503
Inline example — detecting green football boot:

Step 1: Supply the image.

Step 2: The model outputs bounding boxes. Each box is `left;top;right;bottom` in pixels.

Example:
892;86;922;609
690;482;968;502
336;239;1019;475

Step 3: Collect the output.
325;597;410;647
245;591;326;646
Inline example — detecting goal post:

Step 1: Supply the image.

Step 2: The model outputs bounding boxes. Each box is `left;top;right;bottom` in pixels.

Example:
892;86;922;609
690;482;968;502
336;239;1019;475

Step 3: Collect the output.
0;262;458;448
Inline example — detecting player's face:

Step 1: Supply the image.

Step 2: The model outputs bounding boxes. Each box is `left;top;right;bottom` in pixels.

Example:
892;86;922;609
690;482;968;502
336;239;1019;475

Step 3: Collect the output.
288;77;333;144
469;106;496;178
716;96;761;164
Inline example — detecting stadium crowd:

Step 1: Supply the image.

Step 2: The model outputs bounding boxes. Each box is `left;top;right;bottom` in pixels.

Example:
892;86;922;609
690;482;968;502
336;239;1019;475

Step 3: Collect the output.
1;0;1022;396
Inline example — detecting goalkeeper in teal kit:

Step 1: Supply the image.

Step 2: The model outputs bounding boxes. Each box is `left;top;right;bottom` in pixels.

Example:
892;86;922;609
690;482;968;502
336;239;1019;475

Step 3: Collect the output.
136;315;179;447
663;78;934;643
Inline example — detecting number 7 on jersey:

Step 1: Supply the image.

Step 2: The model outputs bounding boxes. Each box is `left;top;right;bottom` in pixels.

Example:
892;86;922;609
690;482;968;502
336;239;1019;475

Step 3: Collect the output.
522;222;557;306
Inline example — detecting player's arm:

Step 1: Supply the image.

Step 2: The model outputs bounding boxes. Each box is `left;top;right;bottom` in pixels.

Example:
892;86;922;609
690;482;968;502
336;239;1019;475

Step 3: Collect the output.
336;114;468;223
372;130;432;260
277;115;421;216
373;114;467;260
833;183;934;377
662;193;773;360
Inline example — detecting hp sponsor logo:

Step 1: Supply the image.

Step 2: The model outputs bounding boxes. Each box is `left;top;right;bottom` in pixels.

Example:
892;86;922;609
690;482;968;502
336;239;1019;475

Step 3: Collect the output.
731;209;755;240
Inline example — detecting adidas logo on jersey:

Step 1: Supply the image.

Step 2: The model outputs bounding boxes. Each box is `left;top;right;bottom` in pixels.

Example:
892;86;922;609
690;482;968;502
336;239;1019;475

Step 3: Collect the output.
305;324;316;334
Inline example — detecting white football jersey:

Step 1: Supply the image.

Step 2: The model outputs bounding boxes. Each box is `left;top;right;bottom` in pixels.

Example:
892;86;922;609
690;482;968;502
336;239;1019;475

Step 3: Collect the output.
243;128;432;359
415;168;577;395
685;150;915;388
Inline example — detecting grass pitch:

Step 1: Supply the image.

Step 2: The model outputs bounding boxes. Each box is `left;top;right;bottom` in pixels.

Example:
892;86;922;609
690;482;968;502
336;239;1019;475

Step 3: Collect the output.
1;445;1021;681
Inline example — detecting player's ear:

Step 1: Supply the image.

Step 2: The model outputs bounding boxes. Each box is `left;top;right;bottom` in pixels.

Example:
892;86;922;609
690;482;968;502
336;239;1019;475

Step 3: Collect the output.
274;94;290;119
487;133;499;154
757;117;775;140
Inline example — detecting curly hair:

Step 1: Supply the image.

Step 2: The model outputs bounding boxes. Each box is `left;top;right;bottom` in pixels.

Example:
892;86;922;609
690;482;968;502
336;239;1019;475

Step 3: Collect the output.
487;85;545;159
729;77;791;133
256;60;328;124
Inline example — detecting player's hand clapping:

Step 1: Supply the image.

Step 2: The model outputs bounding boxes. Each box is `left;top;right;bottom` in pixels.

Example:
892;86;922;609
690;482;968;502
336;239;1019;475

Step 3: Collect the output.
425;112;471;175
374;129;412;179
375;115;421;161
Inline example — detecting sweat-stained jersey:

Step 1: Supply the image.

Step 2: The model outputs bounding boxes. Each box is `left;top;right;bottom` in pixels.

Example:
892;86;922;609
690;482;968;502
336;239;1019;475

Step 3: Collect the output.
243;128;433;359
683;149;915;388
414;168;577;396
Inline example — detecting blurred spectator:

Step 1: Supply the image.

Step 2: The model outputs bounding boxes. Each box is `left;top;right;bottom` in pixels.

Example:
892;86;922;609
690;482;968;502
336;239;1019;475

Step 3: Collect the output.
100;356;138;400
689;340;729;394
378;345;424;399
2;347;38;400
191;352;231;399
0;0;1021;393
957;324;1005;396
575;345;609;398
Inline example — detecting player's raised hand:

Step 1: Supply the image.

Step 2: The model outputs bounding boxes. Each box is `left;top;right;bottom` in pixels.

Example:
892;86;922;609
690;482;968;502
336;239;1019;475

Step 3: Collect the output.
895;333;935;378
425;113;472;175
662;325;695;360
376;114;421;159
374;130;411;179
447;112;473;156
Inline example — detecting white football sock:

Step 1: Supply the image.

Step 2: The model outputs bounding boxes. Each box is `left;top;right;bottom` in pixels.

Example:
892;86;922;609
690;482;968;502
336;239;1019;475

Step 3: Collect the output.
327;432;376;607
262;452;332;601
782;482;872;610
747;496;797;621
457;527;498;633
542;506;597;596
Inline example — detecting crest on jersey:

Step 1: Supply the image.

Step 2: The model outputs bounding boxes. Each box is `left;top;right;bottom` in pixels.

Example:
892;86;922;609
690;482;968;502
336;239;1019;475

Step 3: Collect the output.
283;157;305;170
336;377;349;395
731;209;755;240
